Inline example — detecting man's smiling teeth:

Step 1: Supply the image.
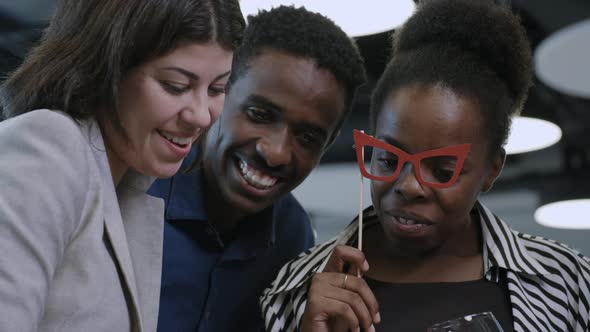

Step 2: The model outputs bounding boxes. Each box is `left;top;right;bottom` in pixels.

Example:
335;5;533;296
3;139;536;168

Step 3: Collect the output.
239;159;278;189
159;130;192;146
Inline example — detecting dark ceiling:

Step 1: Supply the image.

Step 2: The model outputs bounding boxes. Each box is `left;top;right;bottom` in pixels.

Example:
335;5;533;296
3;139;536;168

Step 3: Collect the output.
1;0;589;197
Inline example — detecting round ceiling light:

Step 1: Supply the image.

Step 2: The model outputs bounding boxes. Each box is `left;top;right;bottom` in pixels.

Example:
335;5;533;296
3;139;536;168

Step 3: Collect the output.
505;117;562;155
534;199;590;229
535;18;590;98
240;1;415;37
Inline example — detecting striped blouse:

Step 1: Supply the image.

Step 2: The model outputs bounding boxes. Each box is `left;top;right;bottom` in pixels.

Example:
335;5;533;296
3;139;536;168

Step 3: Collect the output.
260;202;590;332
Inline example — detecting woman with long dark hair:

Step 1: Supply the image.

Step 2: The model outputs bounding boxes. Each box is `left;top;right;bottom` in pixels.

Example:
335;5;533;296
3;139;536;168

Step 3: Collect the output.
0;0;244;330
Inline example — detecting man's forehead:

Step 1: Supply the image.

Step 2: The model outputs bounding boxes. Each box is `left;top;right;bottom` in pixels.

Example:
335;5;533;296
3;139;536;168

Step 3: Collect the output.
249;48;315;68
233;51;344;102
244;51;319;85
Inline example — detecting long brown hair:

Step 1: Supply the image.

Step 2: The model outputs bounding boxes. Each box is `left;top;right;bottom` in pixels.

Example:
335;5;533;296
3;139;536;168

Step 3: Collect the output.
0;0;245;131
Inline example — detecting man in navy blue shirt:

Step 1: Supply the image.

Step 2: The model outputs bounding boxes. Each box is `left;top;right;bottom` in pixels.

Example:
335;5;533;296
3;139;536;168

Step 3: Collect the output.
148;6;366;332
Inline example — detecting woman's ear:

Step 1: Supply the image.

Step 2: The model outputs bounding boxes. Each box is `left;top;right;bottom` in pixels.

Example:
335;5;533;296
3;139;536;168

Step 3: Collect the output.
482;148;506;193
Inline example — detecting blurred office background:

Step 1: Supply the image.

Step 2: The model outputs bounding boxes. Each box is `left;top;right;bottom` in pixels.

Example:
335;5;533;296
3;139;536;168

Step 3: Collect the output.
1;1;589;251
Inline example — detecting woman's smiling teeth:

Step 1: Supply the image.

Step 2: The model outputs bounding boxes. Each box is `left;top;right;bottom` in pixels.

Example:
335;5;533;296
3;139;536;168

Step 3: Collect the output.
394;215;430;226
239;159;278;189
158;130;193;146
398;217;418;225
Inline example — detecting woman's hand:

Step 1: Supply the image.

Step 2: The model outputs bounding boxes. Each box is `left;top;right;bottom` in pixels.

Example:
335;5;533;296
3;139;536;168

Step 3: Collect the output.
300;245;380;332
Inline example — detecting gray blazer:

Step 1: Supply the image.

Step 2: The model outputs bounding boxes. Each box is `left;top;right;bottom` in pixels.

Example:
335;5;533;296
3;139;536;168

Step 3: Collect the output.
0;110;165;332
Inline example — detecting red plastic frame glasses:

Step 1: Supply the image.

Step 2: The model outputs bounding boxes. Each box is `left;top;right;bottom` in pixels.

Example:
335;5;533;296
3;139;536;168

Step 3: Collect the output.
353;129;471;189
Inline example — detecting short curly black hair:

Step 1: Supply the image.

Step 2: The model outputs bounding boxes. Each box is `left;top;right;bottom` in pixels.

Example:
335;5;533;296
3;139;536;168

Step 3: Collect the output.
229;5;367;139
371;0;533;156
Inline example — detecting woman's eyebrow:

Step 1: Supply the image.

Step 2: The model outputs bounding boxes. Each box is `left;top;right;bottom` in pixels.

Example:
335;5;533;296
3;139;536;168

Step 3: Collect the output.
376;134;408;151
161;67;199;80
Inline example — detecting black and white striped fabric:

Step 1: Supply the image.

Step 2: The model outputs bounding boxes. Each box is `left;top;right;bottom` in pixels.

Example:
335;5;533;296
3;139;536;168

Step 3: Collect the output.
260;202;590;332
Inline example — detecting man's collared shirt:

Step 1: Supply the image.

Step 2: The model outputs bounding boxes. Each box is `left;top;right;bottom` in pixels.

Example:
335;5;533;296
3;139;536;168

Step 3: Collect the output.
148;157;314;332
261;201;590;332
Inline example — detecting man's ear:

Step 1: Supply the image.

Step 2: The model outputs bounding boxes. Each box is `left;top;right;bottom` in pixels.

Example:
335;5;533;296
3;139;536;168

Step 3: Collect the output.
482;148;506;193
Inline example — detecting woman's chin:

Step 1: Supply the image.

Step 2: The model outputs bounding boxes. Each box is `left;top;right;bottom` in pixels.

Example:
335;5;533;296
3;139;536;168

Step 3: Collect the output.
383;231;439;256
139;161;184;179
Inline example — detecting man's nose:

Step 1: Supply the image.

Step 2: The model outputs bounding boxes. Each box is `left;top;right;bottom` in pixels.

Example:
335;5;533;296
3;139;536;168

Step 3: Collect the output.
255;128;293;167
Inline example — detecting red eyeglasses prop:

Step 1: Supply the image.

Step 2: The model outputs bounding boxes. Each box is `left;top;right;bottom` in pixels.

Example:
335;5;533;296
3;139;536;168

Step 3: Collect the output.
353;129;471;189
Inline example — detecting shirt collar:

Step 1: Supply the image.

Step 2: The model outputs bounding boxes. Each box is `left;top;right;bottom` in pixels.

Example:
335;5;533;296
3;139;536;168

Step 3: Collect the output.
476;201;552;276
161;146;207;220
165;165;208;221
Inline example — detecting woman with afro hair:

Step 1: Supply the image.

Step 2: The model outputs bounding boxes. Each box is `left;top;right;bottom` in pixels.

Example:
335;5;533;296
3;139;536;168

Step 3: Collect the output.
261;1;590;331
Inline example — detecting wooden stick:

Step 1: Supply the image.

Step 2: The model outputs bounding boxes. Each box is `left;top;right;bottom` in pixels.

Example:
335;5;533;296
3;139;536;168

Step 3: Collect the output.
357;131;364;277
358;172;364;252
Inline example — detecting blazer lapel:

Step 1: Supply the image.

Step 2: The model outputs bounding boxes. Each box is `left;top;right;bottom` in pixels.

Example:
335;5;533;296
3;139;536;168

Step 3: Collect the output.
117;170;165;332
85;121;144;332
102;199;144;332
